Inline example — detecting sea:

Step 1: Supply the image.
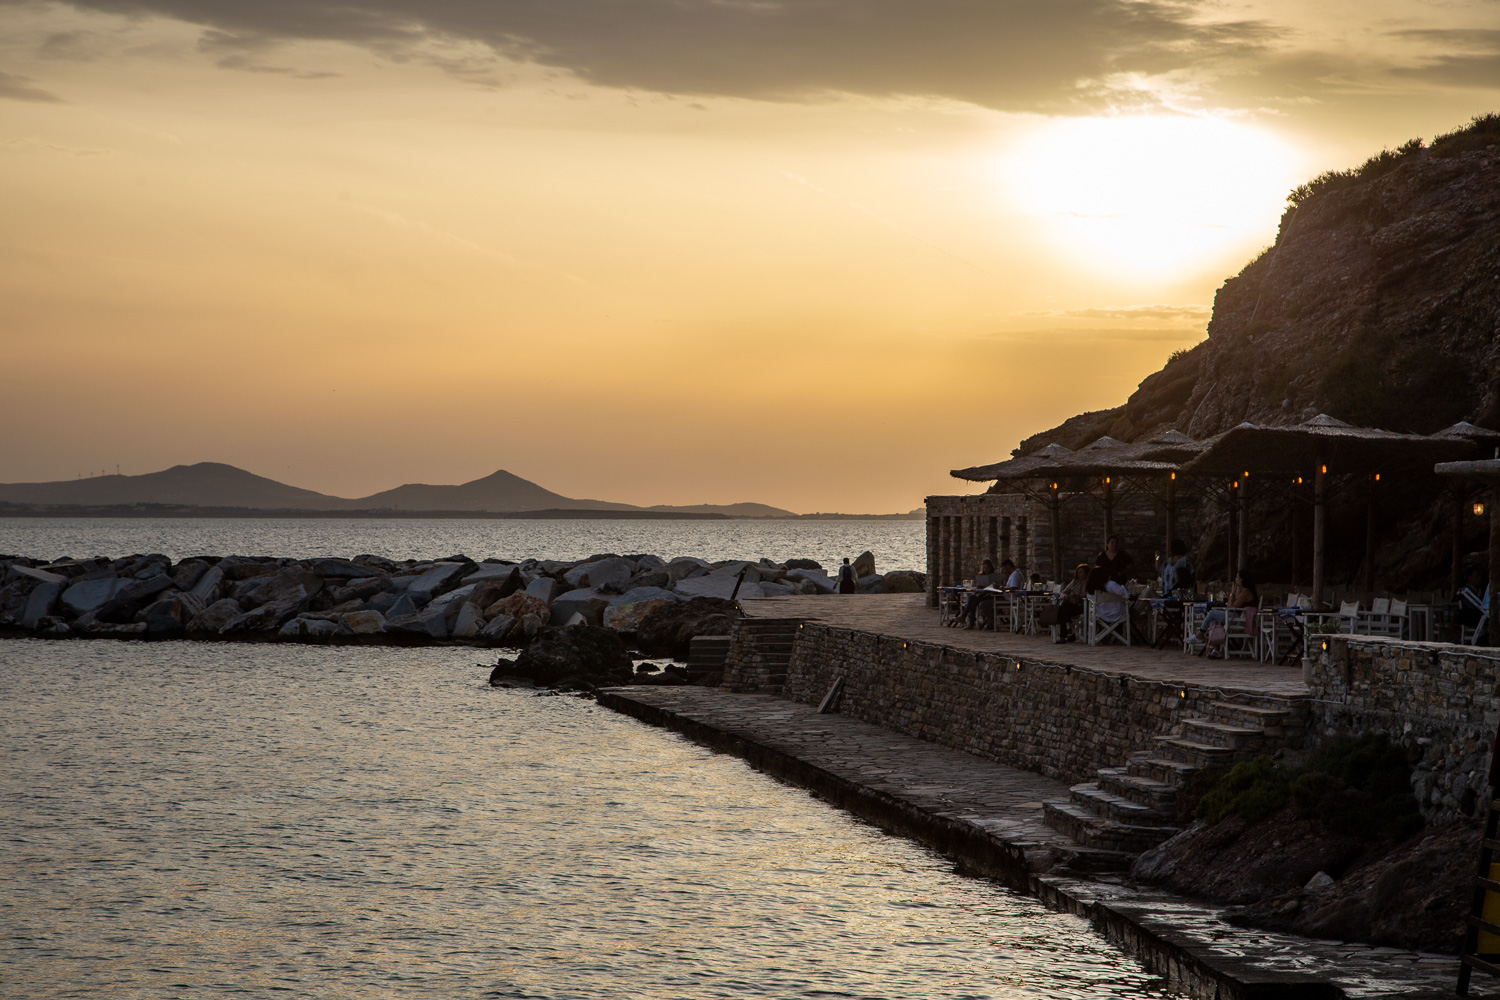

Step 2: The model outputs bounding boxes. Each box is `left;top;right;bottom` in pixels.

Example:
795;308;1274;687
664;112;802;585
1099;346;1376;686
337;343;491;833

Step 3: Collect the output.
0;519;1174;998
0;517;926;572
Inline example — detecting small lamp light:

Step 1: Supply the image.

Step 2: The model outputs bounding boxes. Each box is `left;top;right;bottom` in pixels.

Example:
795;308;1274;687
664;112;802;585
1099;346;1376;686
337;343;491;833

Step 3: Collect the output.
1179;689;1186;699
1321;464;1328;475
1170;472;1176;481
1475;502;1487;517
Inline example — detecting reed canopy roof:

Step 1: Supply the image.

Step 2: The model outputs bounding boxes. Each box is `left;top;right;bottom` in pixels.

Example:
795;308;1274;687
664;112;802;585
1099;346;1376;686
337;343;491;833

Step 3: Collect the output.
1435;459;1500;480
1182;414;1485;478
950;430;1206;484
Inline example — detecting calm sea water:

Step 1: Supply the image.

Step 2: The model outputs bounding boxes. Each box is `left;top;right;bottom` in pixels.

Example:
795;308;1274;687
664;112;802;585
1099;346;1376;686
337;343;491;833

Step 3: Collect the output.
0;640;1173;999
0;518;925;571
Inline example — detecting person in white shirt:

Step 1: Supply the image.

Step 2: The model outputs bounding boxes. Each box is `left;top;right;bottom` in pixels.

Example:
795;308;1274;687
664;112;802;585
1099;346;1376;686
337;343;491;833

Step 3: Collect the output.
999;559;1026;590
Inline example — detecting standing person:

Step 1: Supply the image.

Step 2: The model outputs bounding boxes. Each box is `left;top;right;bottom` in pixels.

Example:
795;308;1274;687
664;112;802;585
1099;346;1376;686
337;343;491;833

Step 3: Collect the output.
1095;534;1135;581
837;557;858;594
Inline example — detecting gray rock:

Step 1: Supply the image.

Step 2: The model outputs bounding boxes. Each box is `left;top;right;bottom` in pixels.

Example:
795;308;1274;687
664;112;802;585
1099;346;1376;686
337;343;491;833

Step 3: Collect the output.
386;608;448;638
882;570;925;594
627;570;672;590
307;558;376;579
674;575;740;600
61;576;131;617
8;564;67;586
37;617;71;637
384;593;419;620
329;576;390;604
602;597;674;632
852;550;876;577
464;563;524;584
217;556;276;581
758;582;794;597
22;582;62;627
223;596;306;632
585;558;634;591
171;560;210;591
189;599;243;632
118;573;175;604
635;554;667;572
607;586;679;606
480;613;516;642
785;558;822;570
409;562;469;597
520;613;543;641
665;557;710;582
524;576;560;605
145;614;186;636
236;567;323;609
428;583;477;611
786;568;834;593
451;602;484;638
189;565;225;603
857;573;886;594
550;588;610;628
278;617;341;638
341;610;386;634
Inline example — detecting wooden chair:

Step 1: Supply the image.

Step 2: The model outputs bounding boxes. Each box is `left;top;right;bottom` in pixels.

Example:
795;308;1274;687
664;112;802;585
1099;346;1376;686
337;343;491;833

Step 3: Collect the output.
1086;593;1130;645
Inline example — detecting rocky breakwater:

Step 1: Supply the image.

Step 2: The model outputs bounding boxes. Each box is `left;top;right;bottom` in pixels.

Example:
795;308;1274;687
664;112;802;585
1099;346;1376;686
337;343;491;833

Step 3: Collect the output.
0;550;924;646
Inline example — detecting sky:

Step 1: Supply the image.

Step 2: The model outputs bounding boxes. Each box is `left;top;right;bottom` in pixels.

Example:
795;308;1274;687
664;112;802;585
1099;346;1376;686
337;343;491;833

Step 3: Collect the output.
1;0;1497;513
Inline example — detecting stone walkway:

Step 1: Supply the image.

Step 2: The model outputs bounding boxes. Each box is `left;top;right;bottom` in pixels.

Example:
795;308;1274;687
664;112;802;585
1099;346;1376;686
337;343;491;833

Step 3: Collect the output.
742;593;1311;697
600;685;1469;1000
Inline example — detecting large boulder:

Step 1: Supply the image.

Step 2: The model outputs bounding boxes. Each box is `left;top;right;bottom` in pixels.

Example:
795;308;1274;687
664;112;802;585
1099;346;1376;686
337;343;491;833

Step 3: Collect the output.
486;591;551;624
758;582;794;598
451;602;484;638
8;564;67;586
633;597;740;659
329;576;391;604
236;567;324;609
665;557;711;583
223;597;306;633
608;586;679;607
409;561;471;597
508;625;633;686
785;558;822;570
785;569;835;593
217;556;276;581
550;588;610;628
523;576;560;605
341;609;387;634
603;597;674;633
386;607;449;638
673;575;739;600
307;558;376;579
278;616;342;638
171;560;210;591
61;576;131;617
22;582;62;628
852;550;877;578
189;565;226;603
857;573;886;594
883;570;925;593
189;598;243;632
479;612;516;643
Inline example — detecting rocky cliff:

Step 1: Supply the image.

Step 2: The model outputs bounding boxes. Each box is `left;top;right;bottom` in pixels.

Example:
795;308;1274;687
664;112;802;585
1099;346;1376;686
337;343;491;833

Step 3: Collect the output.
1019;114;1500;454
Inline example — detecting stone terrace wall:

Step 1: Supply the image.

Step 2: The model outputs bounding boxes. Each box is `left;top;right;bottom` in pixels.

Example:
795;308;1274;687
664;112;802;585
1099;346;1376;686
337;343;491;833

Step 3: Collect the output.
1312;636;1500;823
781;624;1291;785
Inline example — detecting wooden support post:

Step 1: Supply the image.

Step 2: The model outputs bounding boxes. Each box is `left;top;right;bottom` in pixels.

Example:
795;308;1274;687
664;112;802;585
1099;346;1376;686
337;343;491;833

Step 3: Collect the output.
1290;503;1301;591
1049;484;1062;583
1165;474;1177;554
1103;477;1114;538
1313;462;1327;607
1455;492;1466;600
1489;491;1500;648
1363;477;1378;596
1238;480;1250;573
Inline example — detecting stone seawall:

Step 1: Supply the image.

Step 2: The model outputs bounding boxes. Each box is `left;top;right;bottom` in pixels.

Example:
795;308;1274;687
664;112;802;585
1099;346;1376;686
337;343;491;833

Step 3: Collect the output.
779;624;1305;787
1312;636;1499;824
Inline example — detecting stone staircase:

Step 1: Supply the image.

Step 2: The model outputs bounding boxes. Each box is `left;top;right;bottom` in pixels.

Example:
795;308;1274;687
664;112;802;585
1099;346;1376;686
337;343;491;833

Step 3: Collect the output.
721;618;803;692
1043;695;1307;855
685;634;732;681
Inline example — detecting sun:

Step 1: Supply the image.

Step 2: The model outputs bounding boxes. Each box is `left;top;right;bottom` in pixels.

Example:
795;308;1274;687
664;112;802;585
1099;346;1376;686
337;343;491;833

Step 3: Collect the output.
1000;114;1303;280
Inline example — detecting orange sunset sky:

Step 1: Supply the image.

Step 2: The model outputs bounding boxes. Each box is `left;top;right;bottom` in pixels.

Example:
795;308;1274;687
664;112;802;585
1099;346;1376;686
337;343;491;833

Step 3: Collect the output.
2;0;1497;512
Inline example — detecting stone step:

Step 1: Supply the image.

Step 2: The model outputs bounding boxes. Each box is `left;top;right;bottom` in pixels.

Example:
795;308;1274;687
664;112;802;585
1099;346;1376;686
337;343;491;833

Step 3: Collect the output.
1069;782;1176;826
1042;801;1181;854
1181;718;1265;751
1097;767;1179;811
1127;755;1199;786
1152;735;1240;768
1208;701;1291;732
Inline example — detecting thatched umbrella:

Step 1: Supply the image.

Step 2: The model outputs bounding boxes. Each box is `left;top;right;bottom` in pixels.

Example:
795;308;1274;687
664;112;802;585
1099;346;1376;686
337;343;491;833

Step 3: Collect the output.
1185;415;1484;604
1435;458;1500;646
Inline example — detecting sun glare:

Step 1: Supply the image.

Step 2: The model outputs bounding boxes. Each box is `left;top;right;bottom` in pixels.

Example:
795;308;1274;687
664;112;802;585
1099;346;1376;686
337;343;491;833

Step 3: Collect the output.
1002;115;1302;280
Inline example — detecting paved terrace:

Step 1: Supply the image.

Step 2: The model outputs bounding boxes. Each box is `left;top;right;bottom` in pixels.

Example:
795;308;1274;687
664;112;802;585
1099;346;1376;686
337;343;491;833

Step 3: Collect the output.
740;593;1310;698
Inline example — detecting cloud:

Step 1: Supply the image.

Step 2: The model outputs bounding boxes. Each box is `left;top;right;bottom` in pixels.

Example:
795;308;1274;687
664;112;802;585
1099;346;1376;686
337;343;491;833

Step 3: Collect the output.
12;0;1282;111
5;136;111;155
1388;29;1500;89
0;69;61;102
1031;304;1212;322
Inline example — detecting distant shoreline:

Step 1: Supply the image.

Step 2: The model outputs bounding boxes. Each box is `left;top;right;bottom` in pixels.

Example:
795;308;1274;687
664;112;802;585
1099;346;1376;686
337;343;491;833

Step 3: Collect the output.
0;503;923;521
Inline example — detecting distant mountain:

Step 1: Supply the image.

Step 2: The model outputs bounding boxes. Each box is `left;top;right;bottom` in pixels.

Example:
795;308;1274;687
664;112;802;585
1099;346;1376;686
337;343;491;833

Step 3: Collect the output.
350;469;635;513
0;463;345;509
0;462;800;517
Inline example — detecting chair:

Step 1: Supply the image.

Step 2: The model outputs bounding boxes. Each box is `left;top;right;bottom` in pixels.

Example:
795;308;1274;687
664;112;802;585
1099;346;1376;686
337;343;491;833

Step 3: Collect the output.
1338;600;1363;634
1364;598;1405;639
1464;587;1490;645
1223;599;1261;659
1086;593;1130;645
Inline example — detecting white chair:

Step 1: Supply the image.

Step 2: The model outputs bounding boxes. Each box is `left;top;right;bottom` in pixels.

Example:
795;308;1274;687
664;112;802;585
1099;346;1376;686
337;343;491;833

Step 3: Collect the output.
1365;598;1405;639
1223;600;1261;659
1086;593;1131;645
1338;600;1362;634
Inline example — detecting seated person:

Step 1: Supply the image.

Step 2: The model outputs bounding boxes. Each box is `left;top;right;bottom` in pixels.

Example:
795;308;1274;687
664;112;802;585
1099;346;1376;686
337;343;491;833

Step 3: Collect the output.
999;558;1026;590
1042;563;1090;641
1158;539;1195;599
1092;567;1130;624
1198;570;1259;657
956;559;998;628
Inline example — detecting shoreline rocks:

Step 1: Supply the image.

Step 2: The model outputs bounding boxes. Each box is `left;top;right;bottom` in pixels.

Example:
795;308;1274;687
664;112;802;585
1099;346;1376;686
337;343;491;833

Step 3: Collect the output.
0;551;924;656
